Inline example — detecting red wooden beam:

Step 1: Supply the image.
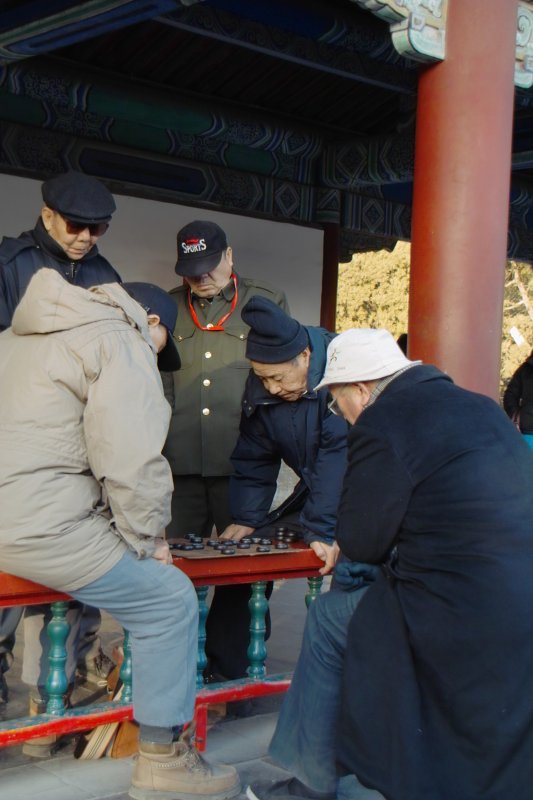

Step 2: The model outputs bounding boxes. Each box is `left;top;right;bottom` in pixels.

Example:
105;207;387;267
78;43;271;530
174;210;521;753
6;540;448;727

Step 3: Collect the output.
0;549;322;750
0;546;322;604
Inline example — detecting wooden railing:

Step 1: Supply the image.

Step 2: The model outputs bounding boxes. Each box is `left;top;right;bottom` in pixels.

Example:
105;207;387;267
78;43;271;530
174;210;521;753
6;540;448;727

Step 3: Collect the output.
0;545;323;751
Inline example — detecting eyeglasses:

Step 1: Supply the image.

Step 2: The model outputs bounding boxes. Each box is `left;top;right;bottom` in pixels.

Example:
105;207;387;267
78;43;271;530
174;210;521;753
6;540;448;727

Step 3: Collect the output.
62;217;109;237
328;396;342;416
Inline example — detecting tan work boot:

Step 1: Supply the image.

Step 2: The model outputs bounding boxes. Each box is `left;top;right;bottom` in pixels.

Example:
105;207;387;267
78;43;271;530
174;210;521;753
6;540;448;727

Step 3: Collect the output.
22;695;57;758
129;736;241;800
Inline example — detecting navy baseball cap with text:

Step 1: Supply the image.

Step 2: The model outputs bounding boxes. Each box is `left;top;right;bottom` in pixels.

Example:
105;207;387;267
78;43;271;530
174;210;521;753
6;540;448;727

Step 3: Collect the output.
175;220;228;277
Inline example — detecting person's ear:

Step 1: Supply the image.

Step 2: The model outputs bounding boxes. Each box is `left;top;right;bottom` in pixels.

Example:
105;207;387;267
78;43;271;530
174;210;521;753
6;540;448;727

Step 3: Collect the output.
356;382;372;406
147;313;161;328
41;206;54;232
225;246;233;267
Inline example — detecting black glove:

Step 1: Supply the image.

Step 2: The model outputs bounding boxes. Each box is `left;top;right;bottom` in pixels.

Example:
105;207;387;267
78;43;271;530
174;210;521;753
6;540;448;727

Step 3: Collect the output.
334;561;380;592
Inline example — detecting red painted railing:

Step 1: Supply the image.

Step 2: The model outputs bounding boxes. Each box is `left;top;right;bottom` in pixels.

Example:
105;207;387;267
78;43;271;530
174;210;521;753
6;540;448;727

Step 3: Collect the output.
0;546;322;750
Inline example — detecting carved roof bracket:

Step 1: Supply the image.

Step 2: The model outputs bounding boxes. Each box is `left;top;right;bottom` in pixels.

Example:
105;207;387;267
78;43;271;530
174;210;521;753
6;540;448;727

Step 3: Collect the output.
347;1;447;63
516;2;533;88
349;1;533;91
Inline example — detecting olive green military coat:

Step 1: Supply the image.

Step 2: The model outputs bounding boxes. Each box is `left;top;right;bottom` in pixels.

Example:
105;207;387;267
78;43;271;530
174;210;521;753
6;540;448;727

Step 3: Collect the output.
163;273;288;476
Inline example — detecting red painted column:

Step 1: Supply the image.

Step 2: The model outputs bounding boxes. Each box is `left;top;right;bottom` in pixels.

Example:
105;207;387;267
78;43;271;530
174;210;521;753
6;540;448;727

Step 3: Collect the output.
320;223;340;330
408;0;517;399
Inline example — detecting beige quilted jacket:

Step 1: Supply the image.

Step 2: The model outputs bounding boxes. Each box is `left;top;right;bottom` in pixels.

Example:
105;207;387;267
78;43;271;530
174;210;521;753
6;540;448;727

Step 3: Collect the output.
0;269;172;591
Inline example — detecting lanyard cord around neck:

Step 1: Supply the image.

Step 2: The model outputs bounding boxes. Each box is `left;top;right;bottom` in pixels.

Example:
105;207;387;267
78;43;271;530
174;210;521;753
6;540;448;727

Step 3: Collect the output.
188;273;238;331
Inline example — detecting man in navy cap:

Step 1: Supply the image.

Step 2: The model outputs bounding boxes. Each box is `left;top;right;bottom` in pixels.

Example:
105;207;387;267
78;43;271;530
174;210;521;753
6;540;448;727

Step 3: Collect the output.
219;296;348;574
0;170;120;329
0;170;120;711
162;220;289;691
0;270;240;799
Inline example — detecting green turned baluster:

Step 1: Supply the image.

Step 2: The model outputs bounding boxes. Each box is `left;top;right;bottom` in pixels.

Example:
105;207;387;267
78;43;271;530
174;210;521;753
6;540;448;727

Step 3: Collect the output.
120;630;133;703
45;601;70;715
196;586;209;688
247;580;268;678
305;576;323;608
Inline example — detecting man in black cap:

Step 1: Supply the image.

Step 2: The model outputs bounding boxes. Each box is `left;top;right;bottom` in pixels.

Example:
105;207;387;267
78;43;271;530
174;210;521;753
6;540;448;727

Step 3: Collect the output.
0;170;120;708
0;169;120;328
162;220;289;688
218;296;348;576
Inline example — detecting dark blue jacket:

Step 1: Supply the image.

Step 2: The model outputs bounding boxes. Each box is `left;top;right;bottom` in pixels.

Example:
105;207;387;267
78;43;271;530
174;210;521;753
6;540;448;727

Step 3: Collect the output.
229;326;348;544
503;353;533;433
337;365;533;800
0;220;121;330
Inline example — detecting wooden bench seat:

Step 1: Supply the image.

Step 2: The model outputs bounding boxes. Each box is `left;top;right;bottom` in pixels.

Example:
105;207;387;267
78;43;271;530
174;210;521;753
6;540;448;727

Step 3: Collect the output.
0;546;322;750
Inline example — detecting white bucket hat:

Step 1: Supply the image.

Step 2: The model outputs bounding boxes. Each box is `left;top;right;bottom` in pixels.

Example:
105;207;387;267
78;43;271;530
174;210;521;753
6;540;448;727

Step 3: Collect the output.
314;328;420;391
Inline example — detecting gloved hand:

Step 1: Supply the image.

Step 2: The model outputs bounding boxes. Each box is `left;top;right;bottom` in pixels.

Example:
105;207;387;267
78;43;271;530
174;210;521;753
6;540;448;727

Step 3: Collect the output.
334;561;380;591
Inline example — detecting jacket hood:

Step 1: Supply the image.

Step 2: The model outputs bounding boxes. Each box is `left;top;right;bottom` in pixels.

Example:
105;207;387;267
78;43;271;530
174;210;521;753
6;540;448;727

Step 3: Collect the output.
243;325;336;413
11;268;155;354
0;230;37;266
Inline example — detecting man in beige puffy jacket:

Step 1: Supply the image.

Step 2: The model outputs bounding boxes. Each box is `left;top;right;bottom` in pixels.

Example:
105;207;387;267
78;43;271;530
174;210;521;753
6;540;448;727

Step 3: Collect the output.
0;269;240;800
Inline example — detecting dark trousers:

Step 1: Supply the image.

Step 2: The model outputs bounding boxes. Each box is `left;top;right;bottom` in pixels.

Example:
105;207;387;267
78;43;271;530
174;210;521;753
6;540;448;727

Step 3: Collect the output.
168;474;272;679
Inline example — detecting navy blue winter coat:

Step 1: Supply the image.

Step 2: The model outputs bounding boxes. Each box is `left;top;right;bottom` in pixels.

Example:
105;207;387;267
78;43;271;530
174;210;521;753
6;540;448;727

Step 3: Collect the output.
0;219;121;330
229;327;347;544
337;365;533;800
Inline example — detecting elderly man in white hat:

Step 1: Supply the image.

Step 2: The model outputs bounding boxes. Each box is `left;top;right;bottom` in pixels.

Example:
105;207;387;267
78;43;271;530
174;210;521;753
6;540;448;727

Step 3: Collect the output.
246;328;533;800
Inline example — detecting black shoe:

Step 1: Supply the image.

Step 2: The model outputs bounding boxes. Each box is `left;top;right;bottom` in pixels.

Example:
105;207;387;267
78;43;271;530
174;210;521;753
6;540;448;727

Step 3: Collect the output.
247;778;336;800
203;670;229;685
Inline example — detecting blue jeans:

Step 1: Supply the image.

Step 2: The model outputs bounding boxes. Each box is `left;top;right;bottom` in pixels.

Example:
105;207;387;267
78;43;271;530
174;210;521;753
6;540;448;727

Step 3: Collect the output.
269;587;367;794
71;551;198;727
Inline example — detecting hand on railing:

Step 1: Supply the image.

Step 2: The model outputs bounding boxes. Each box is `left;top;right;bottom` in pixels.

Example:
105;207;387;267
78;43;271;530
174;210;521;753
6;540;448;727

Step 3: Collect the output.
309;541;339;575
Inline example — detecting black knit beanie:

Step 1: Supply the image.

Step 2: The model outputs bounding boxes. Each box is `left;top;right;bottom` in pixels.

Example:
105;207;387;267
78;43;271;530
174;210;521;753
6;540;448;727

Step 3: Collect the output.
242;296;309;363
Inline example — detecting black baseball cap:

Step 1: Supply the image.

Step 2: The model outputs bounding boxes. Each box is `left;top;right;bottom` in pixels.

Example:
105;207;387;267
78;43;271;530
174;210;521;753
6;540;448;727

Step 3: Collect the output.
42;170;116;224
123;282;181;372
175;220;228;277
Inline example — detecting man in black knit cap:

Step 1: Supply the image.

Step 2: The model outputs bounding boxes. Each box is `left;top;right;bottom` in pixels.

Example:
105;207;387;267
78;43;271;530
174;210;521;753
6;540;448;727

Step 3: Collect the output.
219;296;348;576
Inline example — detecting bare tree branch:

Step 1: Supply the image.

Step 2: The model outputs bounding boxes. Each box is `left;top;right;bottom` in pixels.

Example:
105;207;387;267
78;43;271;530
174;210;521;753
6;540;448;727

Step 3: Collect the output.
511;265;533;321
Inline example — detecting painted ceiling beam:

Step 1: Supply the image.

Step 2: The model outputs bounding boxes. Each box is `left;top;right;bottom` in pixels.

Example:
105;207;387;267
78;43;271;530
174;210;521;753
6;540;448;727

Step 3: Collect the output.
0;0;199;64
0;57;323;184
158;2;416;94
197;0;407;64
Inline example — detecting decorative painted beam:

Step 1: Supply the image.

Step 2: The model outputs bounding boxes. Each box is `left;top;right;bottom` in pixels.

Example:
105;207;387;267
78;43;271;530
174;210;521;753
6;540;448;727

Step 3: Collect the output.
322;129;415;188
0;0;196;64
0;59;322;184
0;118;413;248
159;3;416;94
516;1;533;88
347;0;447;63
0;119;319;224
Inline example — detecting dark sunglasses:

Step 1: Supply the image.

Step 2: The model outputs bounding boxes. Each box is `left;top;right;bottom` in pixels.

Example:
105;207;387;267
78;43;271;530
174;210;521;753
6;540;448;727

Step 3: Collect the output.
62;217;109;237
